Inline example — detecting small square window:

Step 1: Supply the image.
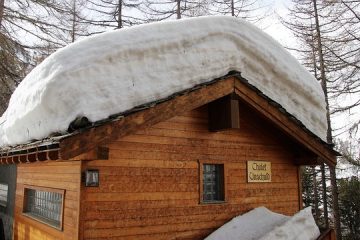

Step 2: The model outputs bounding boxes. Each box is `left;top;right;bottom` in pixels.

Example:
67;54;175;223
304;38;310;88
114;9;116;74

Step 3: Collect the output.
23;186;64;230
0;183;8;207
202;164;224;202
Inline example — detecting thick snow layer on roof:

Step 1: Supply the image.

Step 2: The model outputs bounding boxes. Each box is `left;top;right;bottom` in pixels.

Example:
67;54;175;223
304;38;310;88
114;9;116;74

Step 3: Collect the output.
0;16;327;147
205;207;320;240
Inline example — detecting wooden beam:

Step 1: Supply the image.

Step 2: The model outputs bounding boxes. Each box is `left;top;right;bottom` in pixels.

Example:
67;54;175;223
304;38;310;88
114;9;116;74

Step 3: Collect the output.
297;166;303;211
0;142;60;164
318;229;336;240
294;155;319;166
0;150;60;164
234;78;336;166
59;78;236;160
71;146;109;161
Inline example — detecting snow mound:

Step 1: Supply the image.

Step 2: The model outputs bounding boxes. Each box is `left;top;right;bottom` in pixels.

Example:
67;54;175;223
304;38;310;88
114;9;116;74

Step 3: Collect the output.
0;16;327;147
205;207;320;240
205;207;290;240
260;207;320;240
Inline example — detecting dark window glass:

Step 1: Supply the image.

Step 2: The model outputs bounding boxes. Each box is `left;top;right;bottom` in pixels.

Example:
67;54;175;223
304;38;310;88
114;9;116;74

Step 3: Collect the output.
203;164;224;202
0;183;8;207
24;188;63;229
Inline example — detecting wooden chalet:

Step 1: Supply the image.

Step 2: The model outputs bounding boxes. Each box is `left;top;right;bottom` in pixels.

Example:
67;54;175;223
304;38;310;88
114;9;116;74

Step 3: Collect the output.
0;73;338;239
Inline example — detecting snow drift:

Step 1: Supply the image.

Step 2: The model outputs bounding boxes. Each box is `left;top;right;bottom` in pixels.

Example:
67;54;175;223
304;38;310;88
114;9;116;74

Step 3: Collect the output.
0;16;327;147
205;207;320;240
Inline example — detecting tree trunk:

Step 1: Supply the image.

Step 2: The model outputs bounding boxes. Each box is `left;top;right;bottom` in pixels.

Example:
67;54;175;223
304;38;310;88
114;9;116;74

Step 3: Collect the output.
320;163;329;228
312;0;332;143
0;0;4;28
330;166;342;240
312;0;341;238
312;166;320;222
310;28;321;226
71;0;76;42
176;0;181;19
314;2;330;225
231;0;235;16
117;0;123;28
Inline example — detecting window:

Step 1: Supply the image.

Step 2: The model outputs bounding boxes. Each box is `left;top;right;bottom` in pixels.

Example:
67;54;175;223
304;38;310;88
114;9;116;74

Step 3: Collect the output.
202;164;224;202
0;183;8;207
23;186;64;230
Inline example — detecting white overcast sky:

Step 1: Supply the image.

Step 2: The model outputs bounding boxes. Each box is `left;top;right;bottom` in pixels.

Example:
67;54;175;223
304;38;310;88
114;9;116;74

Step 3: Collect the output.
263;0;294;47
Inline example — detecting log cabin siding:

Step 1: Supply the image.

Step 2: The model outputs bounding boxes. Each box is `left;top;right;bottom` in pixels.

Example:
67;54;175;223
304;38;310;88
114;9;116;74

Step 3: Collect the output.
14;161;81;240
80;103;302;240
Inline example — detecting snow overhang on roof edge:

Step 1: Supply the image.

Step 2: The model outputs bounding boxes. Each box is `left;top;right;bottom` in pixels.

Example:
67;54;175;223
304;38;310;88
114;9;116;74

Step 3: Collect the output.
0;74;339;166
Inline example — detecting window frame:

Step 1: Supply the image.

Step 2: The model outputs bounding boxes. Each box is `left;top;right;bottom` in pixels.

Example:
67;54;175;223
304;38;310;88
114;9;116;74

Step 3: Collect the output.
22;185;65;231
199;160;227;204
0;183;8;207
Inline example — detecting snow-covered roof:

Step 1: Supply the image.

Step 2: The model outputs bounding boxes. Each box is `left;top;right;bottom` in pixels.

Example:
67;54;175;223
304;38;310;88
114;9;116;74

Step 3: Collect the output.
0;16;327;148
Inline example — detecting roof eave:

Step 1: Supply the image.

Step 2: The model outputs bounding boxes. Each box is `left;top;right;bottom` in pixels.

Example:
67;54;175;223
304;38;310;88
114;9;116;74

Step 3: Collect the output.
0;74;338;166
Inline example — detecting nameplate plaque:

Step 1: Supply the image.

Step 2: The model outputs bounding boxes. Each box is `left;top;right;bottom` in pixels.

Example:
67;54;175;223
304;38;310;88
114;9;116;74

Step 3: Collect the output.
247;161;271;183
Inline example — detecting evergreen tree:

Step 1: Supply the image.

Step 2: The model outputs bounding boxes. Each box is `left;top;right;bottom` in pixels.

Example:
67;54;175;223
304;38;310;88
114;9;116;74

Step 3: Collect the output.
338;177;360;240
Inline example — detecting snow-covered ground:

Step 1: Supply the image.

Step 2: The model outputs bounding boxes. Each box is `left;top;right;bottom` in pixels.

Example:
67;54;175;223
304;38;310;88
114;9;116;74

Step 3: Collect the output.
205;207;320;240
0;16;327;147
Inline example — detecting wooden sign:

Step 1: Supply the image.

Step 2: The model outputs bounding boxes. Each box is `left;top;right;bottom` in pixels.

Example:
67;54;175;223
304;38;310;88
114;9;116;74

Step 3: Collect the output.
247;161;271;182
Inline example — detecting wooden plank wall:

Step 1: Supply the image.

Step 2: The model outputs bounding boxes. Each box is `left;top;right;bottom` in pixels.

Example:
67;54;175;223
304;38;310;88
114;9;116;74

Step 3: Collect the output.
14;161;82;240
81;102;302;240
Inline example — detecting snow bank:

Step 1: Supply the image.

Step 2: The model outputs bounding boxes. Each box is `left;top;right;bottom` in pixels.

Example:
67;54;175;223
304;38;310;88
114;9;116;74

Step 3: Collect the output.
0;16;327;147
205;207;290;240
260;207;320;240
205;207;320;240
